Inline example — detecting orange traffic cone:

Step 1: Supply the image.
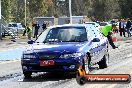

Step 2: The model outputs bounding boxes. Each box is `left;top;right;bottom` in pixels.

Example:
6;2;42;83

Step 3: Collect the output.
112;32;117;42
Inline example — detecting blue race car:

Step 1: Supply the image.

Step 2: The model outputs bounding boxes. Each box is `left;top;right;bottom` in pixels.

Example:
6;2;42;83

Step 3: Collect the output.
21;24;109;78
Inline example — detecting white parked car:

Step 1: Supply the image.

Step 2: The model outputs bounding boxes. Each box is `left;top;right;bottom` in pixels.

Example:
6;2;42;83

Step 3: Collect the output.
99;22;109;27
7;23;25;33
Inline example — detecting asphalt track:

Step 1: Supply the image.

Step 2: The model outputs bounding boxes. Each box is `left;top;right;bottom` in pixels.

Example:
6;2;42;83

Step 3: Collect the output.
0;38;132;88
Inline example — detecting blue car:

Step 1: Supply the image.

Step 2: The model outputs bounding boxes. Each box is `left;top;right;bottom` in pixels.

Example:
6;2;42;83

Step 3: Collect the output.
21;24;109;78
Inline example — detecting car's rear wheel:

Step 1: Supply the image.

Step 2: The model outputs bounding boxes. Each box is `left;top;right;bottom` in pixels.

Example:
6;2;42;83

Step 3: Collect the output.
98;55;108;69
23;72;32;78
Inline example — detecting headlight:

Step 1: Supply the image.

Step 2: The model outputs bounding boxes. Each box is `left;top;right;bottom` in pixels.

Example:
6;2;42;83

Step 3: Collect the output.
23;54;36;59
60;53;82;59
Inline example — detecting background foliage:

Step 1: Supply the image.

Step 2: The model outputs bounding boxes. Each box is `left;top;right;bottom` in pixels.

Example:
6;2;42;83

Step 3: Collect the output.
1;0;132;24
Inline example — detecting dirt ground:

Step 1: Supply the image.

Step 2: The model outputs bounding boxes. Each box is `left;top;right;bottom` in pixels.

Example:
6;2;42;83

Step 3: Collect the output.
0;35;30;52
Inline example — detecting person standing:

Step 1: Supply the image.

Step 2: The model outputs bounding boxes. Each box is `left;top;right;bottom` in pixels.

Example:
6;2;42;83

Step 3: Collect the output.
112;22;118;33
46;22;50;27
33;21;40;39
126;18;132;37
26;24;32;40
42;21;46;31
119;19;126;37
22;25;27;36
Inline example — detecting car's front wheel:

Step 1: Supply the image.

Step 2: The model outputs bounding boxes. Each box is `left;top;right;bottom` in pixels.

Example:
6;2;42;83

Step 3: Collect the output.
76;54;90;76
76;76;86;85
83;54;91;74
23;72;32;78
76;54;90;83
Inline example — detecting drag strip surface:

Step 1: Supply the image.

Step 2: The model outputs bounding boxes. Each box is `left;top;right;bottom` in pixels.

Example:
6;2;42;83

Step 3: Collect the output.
0;40;132;88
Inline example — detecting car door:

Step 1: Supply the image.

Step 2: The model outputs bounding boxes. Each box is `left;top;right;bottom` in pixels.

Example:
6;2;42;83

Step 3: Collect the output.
87;26;100;64
95;28;107;60
92;28;104;63
99;32;108;58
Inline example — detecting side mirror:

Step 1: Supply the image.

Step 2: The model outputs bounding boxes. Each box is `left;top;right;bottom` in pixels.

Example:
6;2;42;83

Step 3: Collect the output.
92;38;100;42
27;40;34;44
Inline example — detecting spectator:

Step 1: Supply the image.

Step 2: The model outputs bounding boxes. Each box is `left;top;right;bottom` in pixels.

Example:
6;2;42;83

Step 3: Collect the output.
22;25;27;36
26;24;32;40
126;18;132;37
42;21;46;31
111;21;118;33
119;19;126;37
32;21;40;39
46;22;50;27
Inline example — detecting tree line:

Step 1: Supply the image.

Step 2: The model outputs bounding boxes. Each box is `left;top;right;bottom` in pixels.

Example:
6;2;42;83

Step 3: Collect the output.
1;0;132;24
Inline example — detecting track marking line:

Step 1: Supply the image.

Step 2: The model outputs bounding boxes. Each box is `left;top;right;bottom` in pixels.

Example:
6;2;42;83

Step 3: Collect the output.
0;60;20;64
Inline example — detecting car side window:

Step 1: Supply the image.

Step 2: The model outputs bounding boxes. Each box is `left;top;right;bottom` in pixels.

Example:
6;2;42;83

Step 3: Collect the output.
86;27;96;41
8;24;12;27
92;28;102;39
99;32;105;39
95;28;107;44
90;26;97;37
96;29;105;39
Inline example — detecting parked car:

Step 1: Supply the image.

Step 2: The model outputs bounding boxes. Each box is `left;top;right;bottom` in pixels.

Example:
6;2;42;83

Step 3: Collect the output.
17;23;25;32
21;24;109;78
99;22;109;27
108;20;119;32
8;22;25;33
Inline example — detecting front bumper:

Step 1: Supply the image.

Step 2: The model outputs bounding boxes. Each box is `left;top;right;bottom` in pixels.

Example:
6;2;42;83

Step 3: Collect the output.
21;59;82;72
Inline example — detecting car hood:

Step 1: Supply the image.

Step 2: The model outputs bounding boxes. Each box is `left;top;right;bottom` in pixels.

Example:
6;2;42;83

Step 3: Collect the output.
25;42;88;54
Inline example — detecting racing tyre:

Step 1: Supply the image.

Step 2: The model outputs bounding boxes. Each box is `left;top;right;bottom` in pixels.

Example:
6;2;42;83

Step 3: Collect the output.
76;54;91;83
76;76;86;85
98;55;108;69
23;72;32;78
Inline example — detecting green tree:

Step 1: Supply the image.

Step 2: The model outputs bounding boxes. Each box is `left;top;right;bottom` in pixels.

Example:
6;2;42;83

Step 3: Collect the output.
1;0;10;22
119;0;132;19
2;0;132;24
104;0;121;20
28;0;53;19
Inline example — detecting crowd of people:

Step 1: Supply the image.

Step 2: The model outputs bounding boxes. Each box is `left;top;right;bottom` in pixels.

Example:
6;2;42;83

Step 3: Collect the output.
118;18;132;37
21;18;132;50
102;18;132;49
23;21;50;40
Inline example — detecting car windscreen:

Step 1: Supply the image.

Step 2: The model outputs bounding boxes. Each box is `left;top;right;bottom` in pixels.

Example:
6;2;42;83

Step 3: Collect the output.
12;24;17;27
35;27;87;43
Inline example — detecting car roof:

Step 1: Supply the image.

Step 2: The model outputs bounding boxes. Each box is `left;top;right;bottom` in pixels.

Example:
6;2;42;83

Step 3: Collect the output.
84;22;100;25
85;22;98;24
47;24;93;29
8;22;17;24
85;22;96;23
